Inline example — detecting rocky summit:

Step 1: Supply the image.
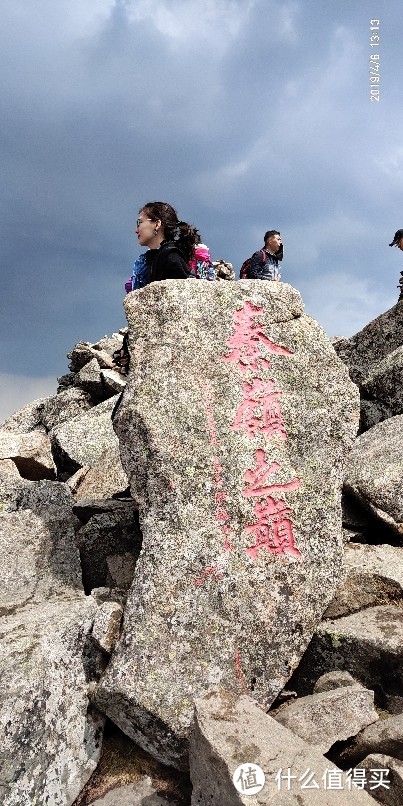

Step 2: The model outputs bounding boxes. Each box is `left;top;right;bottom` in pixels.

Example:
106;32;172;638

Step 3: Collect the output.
95;280;359;767
1;287;403;805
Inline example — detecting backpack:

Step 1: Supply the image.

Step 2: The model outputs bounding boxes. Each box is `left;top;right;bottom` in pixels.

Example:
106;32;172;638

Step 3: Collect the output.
188;243;216;280
125;253;148;293
239;249;266;279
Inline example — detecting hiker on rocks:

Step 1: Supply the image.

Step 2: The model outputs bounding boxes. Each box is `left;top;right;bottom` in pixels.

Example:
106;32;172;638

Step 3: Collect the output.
389;229;403;301
136;201;200;283
249;230;283;281
114;202;201;375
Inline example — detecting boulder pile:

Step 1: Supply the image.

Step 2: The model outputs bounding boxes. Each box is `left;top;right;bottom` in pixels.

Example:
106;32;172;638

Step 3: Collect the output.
0;287;402;805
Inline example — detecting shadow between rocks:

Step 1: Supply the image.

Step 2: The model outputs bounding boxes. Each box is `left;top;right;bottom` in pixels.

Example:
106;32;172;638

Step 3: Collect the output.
73;721;191;806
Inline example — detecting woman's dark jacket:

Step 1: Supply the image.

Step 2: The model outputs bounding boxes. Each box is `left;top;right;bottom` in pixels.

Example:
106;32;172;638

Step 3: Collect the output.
145;240;190;283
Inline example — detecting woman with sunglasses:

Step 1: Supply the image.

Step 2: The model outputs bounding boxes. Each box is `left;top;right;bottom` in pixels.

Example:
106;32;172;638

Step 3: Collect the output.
136;201;200;283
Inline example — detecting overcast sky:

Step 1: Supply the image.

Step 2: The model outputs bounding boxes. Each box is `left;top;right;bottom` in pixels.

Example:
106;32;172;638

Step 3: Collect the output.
1;0;402;420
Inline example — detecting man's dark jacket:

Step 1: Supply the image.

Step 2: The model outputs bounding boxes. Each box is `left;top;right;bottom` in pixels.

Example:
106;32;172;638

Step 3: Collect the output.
248;245;283;280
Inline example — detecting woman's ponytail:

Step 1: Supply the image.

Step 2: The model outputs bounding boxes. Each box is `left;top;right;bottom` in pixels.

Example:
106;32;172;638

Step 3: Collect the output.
176;221;200;263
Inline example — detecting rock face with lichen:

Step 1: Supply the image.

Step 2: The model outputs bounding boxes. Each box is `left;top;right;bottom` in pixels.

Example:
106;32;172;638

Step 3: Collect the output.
189;692;373;805
94;280;359;768
0;484;104;806
0;332;131;806
344;414;403;534
3;292;403;804
334;301;403;431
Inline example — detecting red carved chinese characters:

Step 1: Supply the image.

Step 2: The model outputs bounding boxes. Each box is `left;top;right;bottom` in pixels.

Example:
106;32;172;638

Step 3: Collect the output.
243;449;300;498
224;302;302;561
198;301;301;576
231;378;287;439
222;301;293;374
242;450;301;559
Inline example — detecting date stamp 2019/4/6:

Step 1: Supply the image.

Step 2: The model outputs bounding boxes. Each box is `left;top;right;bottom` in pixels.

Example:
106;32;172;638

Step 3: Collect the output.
369;19;380;101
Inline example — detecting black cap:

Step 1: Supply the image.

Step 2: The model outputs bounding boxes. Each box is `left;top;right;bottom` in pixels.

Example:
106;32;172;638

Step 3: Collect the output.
389;229;403;246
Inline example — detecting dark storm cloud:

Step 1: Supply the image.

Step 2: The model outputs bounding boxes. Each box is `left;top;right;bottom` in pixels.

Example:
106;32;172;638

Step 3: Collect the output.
1;0;403;419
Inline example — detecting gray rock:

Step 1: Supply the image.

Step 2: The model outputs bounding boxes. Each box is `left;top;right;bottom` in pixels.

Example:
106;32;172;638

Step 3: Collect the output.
40;387;92;431
66;465;91;493
344;415;403;534
76;357;105;402
361;346;403;416
67;340;98;371
1;599;103;806
72;497;137;522
17;475;77;514
0;476;105;804
0;458;20;476
1;481;84;612
90;777;179;805
384;695;403;716
296;605;403;701
314;670;358;693
57;372;76;391
92;601;123;654
0;388;92;435
342;526;364;544
359;398;387;432
273;685;378;753
0;429;56;480
0;508;81;612
359;753;403;805
91;587;127;607
334;304;403;433
67;340;118;373
75;507;142;594
73;445;128;500
339;330;403;433
106;553;138;589
51;396;119;475
95;281;359;768
189;691;372;804
91;586;115;603
0;396;48;433
92;333;124;355
0;462;33;511
335;714;403;767
334;301;403;385
324;543;403;618
101;368;127;395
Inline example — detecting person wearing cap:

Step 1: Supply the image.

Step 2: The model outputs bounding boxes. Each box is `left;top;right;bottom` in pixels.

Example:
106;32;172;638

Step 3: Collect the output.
389;229;403;301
